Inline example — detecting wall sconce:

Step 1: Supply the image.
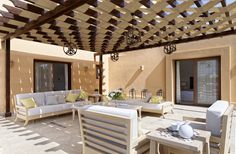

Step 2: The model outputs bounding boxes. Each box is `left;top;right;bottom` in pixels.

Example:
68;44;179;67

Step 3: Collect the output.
84;66;89;72
140;65;144;71
10;60;14;67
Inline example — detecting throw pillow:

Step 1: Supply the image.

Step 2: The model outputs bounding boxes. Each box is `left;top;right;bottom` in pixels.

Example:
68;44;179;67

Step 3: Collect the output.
57;95;65;104
78;90;88;100
66;93;79;103
149;96;163;104
46;95;58;105
20;98;37;109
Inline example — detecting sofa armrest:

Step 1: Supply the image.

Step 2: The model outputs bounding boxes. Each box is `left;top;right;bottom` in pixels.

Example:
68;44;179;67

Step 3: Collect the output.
183;116;206;123
15;105;28;116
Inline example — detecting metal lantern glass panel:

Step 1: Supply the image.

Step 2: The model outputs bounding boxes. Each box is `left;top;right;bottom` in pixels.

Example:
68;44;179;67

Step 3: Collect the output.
63;37;77;56
126;27;142;46
163;42;176;54
110;52;119;62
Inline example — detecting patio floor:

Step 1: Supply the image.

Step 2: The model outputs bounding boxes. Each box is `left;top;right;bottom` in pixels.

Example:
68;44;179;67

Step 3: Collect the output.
0;105;235;154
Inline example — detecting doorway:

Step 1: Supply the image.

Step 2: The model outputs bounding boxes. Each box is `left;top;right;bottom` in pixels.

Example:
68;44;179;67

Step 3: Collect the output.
34;60;71;92
175;57;220;106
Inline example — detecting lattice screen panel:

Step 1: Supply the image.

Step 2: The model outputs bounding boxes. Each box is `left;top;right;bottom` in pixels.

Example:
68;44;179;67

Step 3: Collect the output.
0;0;236;53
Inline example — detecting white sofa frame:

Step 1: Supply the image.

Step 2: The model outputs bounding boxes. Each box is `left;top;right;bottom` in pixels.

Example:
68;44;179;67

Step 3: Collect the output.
184;104;234;154
78;107;150;154
14;100;72;126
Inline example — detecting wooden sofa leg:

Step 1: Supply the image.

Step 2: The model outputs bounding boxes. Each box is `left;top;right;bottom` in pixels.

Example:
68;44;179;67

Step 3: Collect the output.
14;116;18;122
24;120;29;126
162;114;165;119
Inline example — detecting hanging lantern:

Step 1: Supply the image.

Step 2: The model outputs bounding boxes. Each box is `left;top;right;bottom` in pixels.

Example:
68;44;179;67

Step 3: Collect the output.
63;35;77;56
126;13;142;47
163;42;176;54
110;52;119;62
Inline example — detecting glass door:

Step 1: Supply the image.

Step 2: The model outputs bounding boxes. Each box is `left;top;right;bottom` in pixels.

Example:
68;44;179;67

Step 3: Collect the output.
197;59;220;105
175;57;220;106
34;60;71;92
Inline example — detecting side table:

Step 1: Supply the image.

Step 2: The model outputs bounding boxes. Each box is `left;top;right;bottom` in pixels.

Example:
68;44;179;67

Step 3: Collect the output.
147;121;211;154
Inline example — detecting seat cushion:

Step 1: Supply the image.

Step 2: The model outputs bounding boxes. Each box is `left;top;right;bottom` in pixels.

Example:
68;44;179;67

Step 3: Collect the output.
28;107;42;116
206;100;229;136
40;104;64;114
63;103;73;110
80;105;138;140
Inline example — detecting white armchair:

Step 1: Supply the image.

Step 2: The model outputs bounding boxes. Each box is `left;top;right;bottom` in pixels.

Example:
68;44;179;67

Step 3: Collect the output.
78;105;150;154
183;101;234;154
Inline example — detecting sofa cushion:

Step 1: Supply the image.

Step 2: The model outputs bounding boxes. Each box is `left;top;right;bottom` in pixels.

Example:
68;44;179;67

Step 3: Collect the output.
20;98;37;109
63;103;73;110
57;95;66;104
80;105;138;140
46;95;58;105
40;104;64;114
206;100;229;136
16;92;45;106
28;107;42;116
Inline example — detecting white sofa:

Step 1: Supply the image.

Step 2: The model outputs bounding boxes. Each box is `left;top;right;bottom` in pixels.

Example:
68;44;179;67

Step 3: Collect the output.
78;105;150;154
15;89;86;126
113;99;174;117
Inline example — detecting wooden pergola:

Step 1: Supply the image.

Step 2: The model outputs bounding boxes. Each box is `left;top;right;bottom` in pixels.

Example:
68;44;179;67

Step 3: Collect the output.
1;0;236;116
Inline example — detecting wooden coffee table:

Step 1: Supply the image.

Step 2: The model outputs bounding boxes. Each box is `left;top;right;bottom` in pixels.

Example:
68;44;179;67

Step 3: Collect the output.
147;119;211;154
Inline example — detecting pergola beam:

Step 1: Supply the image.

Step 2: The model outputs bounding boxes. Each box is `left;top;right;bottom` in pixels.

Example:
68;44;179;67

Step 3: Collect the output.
103;29;236;54
2;0;89;40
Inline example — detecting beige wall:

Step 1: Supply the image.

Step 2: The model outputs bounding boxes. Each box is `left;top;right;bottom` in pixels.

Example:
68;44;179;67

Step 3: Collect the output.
109;48;166;97
108;35;236;103
0;38;98;113
10;51;98;112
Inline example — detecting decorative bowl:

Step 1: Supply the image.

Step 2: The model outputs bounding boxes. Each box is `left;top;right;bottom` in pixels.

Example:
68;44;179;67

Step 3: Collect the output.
178;123;194;139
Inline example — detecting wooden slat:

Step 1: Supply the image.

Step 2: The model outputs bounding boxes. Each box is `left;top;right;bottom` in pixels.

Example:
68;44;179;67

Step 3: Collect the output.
3;0;89;40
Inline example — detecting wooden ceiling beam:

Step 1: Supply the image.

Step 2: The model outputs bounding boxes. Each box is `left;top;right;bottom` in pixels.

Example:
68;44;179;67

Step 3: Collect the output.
221;0;234;31
3;0;89;40
103;29;236;54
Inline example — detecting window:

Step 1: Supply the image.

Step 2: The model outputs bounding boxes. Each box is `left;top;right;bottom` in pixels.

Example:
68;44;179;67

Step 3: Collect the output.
34;60;71;92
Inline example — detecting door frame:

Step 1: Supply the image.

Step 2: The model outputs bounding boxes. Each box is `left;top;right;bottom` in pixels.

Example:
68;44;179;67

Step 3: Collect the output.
33;59;72;92
174;56;221;107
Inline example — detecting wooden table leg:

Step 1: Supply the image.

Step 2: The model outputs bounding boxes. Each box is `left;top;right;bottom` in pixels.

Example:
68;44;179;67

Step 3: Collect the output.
138;108;142;120
72;108;75;120
150;140;157;154
205;139;210;154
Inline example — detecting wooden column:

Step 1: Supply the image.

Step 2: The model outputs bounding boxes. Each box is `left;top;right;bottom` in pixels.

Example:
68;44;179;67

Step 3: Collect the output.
99;54;103;95
2;39;11;117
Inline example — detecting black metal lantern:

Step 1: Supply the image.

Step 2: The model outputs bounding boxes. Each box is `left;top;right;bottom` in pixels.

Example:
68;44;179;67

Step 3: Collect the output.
63;36;77;56
110;52;119;62
126;13;142;47
163;42;176;54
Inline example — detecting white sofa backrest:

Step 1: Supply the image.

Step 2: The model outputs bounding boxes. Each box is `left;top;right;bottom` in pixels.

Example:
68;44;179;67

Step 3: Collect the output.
79;105;138;154
15;92;45;106
206;100;229;136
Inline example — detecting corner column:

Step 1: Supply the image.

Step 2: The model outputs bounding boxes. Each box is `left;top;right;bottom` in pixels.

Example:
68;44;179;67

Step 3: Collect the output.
2;39;11;117
99;54;103;95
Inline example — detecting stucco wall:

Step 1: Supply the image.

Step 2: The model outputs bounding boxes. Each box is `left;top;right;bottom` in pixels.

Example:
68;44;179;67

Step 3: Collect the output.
0;38;98;113
9;51;98;112
108;35;236;103
109;48;166;98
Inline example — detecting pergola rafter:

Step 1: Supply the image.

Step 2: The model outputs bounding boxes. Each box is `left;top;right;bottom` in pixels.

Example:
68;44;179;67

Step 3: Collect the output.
0;0;235;53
